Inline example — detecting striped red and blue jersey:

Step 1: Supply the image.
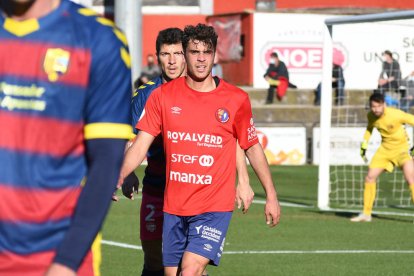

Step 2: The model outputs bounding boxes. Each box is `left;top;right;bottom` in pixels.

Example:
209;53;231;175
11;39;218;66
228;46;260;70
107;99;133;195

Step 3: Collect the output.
0;0;132;274
131;76;166;191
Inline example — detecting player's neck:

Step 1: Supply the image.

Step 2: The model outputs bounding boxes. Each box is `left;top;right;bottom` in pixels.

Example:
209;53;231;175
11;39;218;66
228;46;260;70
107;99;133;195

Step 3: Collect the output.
186;74;216;92
2;0;60;21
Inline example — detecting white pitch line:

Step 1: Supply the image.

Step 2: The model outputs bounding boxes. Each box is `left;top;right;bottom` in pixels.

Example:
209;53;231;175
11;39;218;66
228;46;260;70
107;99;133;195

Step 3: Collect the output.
101;240;142;250
223;250;414;254
253;199;312;208
115;195;313;209
100;240;414;255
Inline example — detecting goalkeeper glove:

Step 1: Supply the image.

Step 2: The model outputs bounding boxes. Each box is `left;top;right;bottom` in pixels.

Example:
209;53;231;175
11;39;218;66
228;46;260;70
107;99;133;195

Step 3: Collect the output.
360;141;368;163
122;172;140;200
410;146;414;157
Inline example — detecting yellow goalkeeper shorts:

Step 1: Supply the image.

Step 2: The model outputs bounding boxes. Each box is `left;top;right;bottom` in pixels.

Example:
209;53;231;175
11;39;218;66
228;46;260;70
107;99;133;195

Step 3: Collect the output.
369;146;411;173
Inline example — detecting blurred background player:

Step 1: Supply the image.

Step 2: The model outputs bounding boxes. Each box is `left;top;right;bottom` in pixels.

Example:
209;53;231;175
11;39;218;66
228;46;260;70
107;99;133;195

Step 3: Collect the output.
118;23;280;276
352;93;414;222
122;27;253;276
0;0;132;275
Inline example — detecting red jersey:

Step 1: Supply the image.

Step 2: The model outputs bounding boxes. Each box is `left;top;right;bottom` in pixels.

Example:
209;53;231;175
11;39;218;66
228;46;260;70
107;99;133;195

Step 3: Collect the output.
137;77;258;216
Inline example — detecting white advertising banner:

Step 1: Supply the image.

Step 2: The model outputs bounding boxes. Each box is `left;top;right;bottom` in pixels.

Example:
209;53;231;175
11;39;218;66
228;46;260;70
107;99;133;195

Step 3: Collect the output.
333;22;414;89
312;127;413;165
256;127;306;165
253;13;414;89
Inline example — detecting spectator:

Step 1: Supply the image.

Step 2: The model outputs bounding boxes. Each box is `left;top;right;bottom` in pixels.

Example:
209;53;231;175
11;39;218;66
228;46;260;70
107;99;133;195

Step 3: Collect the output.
314;63;345;106
376;50;401;94
139;54;161;84
0;0;132;275
263;52;289;104
399;71;414;112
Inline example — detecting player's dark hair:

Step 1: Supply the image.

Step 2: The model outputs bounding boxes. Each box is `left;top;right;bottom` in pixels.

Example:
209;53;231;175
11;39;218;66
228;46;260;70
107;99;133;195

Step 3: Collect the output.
156;28;184;56
270;52;278;58
369;93;385;104
182;23;218;52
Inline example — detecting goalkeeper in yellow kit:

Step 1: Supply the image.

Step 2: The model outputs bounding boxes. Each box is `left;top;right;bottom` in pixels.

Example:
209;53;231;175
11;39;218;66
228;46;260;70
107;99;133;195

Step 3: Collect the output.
351;93;414;222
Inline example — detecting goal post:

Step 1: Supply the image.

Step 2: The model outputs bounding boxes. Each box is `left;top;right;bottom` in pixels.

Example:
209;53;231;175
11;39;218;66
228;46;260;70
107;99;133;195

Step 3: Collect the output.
317;10;414;211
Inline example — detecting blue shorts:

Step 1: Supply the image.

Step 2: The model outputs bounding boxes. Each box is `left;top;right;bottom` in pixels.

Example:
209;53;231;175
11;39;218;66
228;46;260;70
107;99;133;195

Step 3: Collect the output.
162;211;232;267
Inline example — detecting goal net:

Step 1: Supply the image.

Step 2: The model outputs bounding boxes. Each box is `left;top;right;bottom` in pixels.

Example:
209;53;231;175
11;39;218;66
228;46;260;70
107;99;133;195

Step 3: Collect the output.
317;11;414;212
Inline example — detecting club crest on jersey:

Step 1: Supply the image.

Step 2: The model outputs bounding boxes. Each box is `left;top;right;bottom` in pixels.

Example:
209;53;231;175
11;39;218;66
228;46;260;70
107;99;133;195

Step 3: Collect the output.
215;108;230;123
43;48;70;82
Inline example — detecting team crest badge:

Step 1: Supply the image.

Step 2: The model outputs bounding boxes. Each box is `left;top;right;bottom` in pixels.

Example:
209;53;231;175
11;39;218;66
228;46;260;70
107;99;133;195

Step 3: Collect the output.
215;108;230;123
43;48;70;82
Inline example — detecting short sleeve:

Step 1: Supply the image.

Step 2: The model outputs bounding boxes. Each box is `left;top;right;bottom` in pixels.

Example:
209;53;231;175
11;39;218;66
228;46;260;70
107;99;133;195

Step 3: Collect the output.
83;26;132;140
136;87;162;137
233;95;258;149
131;87;148;134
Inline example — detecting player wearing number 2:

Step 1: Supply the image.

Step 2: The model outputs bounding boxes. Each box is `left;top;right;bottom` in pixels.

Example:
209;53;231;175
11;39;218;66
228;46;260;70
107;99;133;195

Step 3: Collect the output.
352;93;414;222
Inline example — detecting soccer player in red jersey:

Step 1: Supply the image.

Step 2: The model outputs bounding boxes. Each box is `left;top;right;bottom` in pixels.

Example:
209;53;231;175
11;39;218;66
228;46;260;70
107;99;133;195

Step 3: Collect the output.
121;27;253;276
0;1;132;275
118;24;280;275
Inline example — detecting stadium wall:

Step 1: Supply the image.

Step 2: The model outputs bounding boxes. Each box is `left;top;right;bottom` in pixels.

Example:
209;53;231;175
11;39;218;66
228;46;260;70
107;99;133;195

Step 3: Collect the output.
213;0;256;14
141;14;206;68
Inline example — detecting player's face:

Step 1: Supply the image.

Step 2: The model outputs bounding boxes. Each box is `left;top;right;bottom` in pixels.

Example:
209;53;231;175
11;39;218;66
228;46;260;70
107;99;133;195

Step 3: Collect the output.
185;39;215;81
158;43;186;82
370;101;385;117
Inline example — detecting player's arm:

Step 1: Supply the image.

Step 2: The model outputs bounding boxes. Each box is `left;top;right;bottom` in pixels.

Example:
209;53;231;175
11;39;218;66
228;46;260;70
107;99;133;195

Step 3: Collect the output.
233;94;279;226
118;131;155;187
235;142;254;214
400;110;414;126
397;111;414;156
245;143;280;227
49;138;126;275
117;84;152;201
360;117;374;162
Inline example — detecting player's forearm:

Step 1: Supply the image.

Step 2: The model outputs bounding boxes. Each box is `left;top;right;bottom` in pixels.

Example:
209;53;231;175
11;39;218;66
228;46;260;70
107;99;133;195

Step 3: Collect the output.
53;139;126;271
363;129;372;142
236;142;249;187
246;144;278;200
120;131;154;180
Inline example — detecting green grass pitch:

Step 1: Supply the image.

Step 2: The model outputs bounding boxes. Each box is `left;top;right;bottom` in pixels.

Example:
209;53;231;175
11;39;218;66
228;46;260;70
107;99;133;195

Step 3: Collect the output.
101;165;413;275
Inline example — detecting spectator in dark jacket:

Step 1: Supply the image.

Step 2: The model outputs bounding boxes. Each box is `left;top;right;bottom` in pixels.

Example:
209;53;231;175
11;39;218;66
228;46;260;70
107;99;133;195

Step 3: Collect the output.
263;52;289;104
376;50;401;94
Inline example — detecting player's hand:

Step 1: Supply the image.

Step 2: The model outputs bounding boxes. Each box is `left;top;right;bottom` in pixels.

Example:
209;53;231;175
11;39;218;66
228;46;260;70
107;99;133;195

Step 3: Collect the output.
410;146;414;157
360;141;368;163
236;183;254;214
121;172;140;200
265;198;281;227
111;192;119;202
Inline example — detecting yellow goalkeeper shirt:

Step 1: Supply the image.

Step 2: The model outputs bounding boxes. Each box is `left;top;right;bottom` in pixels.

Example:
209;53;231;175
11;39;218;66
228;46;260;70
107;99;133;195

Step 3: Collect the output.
364;107;414;150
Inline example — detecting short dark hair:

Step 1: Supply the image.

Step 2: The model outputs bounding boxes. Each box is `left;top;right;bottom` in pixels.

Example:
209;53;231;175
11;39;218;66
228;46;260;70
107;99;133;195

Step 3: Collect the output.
270;52;278;58
182;23;218;52
369;93;385;104
382;50;393;58
155;28;184;56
